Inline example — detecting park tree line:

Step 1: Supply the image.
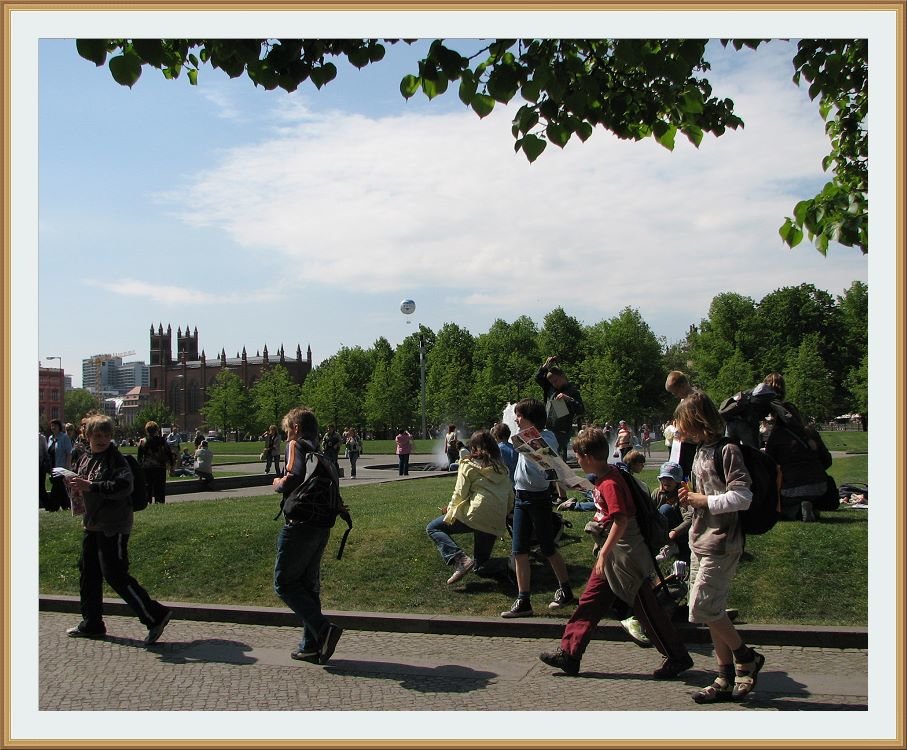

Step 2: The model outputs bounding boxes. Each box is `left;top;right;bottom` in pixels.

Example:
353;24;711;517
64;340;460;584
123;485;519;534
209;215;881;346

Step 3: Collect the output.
61;281;867;439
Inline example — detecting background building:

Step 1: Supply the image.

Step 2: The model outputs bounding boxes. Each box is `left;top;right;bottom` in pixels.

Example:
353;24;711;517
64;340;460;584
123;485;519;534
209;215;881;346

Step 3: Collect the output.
81;351;148;396
148;324;312;433
38;364;65;426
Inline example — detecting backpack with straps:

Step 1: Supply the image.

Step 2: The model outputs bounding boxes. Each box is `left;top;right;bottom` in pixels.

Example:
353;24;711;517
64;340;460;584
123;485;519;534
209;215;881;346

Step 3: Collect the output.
712;438;781;535
614;465;670;555
123;453;149;511
274;447;353;559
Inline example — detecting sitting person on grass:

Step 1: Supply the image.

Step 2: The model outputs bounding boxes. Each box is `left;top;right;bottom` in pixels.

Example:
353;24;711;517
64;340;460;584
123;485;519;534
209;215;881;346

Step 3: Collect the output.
426;430;514;585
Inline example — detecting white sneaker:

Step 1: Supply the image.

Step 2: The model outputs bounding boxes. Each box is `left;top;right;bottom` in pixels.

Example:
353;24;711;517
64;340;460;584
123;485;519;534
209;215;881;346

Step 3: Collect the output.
446;554;475;585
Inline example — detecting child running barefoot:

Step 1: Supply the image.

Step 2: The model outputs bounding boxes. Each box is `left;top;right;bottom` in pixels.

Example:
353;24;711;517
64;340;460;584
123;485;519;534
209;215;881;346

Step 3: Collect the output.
675;391;765;703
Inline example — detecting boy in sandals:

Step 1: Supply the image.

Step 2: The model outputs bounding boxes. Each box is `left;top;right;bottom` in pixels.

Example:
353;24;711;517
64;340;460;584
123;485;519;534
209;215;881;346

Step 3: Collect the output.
675;391;765;703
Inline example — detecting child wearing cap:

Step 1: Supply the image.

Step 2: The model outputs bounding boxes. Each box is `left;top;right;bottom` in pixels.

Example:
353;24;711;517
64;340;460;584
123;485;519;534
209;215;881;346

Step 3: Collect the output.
652;461;693;564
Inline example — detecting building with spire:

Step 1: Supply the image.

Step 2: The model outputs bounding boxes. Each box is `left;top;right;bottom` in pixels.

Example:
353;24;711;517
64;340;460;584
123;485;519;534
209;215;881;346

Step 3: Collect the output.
147;324;312;432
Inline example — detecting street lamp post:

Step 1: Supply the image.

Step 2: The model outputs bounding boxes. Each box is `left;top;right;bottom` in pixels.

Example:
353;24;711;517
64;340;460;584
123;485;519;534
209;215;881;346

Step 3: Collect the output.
419;335;427;440
45;356;62;370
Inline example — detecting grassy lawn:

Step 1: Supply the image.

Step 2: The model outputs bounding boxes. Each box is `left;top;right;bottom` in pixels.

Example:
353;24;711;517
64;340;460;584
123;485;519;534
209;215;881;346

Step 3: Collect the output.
39;456;867;626
819;430;867;453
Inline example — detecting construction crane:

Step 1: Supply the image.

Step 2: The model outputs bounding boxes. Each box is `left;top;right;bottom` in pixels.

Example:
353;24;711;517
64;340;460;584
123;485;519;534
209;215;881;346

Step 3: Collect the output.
91;350;136;393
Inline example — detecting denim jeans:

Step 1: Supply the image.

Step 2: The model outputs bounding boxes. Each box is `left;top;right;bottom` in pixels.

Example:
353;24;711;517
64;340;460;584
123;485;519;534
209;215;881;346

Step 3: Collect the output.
347;451;359;477
511;493;556;556
398;453;410;475
274;523;331;651
265;452;281;475
426;516;496;569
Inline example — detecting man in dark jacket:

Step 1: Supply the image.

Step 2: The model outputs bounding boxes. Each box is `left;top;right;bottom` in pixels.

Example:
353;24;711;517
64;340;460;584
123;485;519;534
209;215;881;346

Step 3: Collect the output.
64;414;172;644
535;356;585;460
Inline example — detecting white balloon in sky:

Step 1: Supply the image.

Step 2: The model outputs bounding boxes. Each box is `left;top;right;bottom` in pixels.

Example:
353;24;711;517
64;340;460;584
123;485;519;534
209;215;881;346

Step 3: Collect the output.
400;299;416;315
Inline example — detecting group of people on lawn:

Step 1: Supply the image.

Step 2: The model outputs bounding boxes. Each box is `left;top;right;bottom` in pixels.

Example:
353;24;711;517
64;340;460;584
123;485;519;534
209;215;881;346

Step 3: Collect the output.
61;358;798;704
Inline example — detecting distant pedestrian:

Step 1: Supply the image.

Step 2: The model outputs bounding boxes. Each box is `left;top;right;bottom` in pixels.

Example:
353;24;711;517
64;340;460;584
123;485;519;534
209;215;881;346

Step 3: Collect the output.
166;425;182;476
444;424;459;467
395;428;412;476
264;425;282;476
272;407;344;665
46;418;73;512
344;427;362;478
320;424;341;474
137;421;173;504
63;414;173;644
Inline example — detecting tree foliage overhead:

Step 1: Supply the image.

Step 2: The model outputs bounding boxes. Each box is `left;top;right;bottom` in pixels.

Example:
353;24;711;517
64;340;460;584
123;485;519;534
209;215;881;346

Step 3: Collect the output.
74;37;868;254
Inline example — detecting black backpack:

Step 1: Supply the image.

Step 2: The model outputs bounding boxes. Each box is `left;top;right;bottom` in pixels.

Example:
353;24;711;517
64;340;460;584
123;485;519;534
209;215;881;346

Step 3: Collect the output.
615;466;670;555
123;454;149;511
275;449;353;559
711;438;781;535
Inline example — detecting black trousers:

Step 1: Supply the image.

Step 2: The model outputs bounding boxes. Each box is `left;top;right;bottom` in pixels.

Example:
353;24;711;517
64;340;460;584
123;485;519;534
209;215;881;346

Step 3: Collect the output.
78;530;167;629
144;466;167;504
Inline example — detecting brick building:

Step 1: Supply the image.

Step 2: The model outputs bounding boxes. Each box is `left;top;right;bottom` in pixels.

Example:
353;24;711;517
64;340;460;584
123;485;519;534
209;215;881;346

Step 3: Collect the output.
39;365;65;426
147;324;312;433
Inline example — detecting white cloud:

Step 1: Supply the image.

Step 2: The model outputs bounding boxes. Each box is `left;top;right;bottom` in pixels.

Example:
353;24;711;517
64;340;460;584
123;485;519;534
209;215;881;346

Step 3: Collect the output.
85;278;274;306
155;42;866;338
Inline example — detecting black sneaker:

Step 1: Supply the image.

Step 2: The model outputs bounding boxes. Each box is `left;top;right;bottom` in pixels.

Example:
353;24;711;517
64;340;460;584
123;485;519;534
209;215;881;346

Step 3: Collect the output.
290;648;320;663
318;623;343;665
144;609;173;645
66;624;106;639
548;586;576;610
653;654;694;679
501;598;533;618
539;648;581;676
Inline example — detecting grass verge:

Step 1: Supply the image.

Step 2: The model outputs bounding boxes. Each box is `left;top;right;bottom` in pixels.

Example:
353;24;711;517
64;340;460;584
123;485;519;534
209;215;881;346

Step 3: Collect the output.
39;456;867;626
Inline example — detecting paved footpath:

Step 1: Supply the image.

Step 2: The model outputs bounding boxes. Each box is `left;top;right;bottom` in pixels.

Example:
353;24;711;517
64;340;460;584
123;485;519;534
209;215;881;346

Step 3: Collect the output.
40;611;866;712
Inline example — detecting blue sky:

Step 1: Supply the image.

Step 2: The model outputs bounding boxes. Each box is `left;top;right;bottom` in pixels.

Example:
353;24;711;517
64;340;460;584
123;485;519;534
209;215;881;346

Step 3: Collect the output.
37;37;870;386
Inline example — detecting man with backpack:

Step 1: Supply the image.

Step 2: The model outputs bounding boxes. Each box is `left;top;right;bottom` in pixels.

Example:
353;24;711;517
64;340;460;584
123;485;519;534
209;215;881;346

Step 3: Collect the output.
273;407;346;666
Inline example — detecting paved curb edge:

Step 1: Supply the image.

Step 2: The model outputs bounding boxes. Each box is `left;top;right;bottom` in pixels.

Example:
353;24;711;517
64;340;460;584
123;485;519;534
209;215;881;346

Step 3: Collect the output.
39;595;867;649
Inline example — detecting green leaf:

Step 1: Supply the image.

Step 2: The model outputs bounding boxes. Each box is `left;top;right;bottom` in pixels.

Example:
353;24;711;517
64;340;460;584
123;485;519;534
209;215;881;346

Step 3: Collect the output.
793;200;810;225
458;71;477;105
422;74;448;100
108;52;142;88
347;47;370;69
576;121;594;142
520;79;541;103
545;121;570;148
683;125;704;148
520;134;547;162
470;94;495;118
679;91;704;114
76;39;108;67
653;121;676;151
400;74;420;99
188;68;198;86
131;39;165;68
369;43;386;63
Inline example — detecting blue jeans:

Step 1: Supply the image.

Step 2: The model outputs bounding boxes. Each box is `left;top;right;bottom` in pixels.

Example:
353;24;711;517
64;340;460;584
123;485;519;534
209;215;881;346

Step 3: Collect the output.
426;516;496;569
511;492;557;556
347;451;359;477
274;523;331;651
398;453;410;475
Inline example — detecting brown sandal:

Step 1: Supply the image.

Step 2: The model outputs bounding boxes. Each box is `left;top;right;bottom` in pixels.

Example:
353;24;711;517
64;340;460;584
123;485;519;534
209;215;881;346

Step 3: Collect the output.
732;651;766;699
692;678;734;704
